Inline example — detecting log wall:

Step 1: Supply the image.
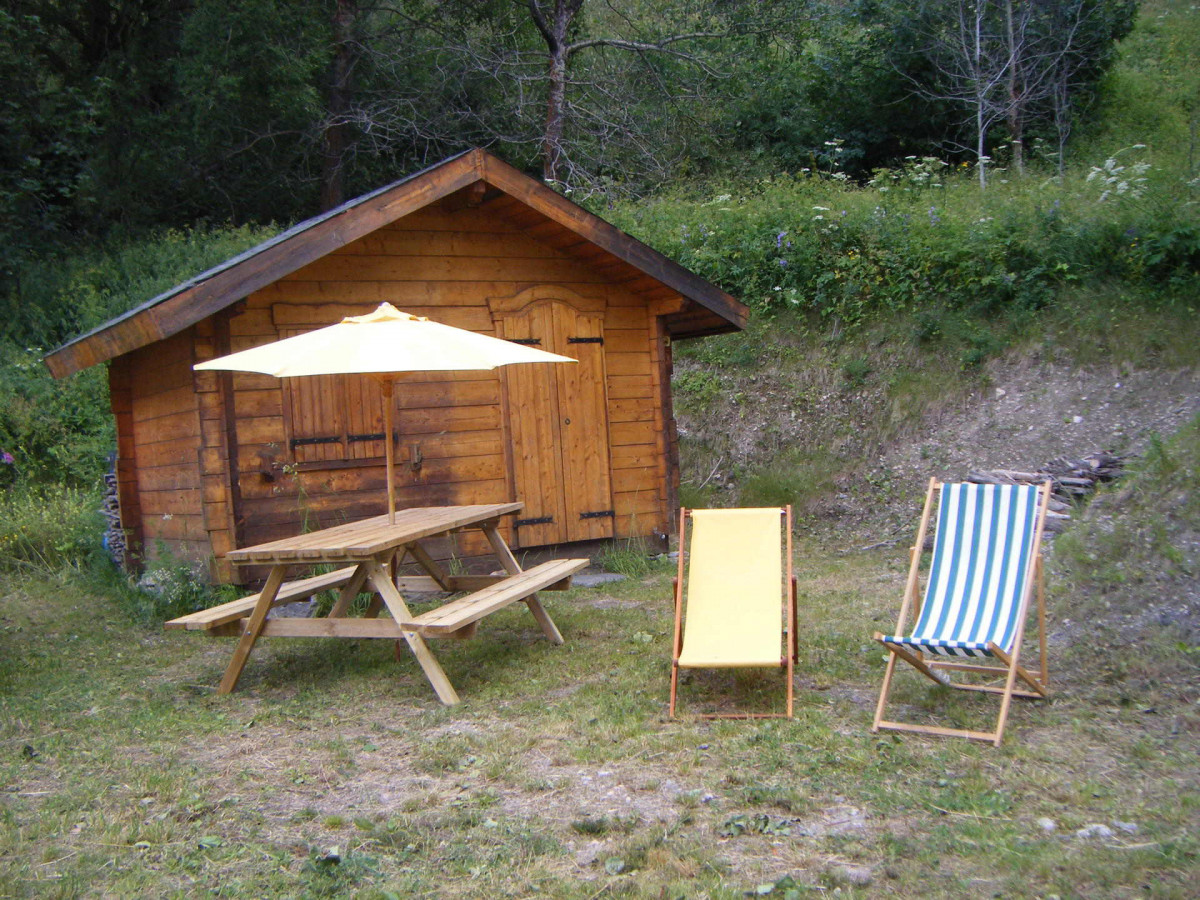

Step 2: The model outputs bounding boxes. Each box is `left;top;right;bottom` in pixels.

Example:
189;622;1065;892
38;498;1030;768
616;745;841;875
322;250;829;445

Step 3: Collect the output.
123;329;207;565
185;198;674;577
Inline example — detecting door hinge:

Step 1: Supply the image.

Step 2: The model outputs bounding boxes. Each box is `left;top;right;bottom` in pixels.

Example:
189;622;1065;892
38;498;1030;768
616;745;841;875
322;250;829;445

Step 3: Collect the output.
290;436;341;448
568;336;604;344
580;509;615;520
509;338;541;345
515;516;554;527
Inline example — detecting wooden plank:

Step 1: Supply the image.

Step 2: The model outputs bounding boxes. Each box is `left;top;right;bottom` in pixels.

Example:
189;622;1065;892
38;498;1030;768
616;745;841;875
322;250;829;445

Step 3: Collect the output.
344;229;561;259
144;514;209;543
603;328;650;354
610;421;656;447
397;405;501;434
394;574;575;593
606;376;653;401
280;254;607;285
257;618;404;638
131;385;197;423
400;559;587;635
233;415;286;446
227;504;521;563
232;389;283;419
131;409;200;444
499;307;565;547
165;566;359;630
605;352;651;378
270;298;494;330
608;397;655;423
611;466;661;495
552;304;614;543
613;491;660;516
139;489;204;516
386;203;511;233
610;443;658;469
137;463;201;493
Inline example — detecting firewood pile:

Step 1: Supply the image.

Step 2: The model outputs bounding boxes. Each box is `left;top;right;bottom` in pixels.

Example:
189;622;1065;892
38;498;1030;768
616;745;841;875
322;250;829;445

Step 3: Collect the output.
101;470;127;568
967;451;1126;533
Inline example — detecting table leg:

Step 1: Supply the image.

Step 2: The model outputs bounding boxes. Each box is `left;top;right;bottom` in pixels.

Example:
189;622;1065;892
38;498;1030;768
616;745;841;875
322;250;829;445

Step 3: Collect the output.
364;559;461;706
328;563;371;618
481;523;564;645
406;542;453;591
218;565;287;694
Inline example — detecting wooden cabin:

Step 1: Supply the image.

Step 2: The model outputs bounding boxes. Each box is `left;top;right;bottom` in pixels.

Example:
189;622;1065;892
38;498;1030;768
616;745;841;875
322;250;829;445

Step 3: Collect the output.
45;149;747;582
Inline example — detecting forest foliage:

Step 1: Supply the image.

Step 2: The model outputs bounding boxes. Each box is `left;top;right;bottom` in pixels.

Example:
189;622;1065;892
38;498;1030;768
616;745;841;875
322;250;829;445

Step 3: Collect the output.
1;0;1198;489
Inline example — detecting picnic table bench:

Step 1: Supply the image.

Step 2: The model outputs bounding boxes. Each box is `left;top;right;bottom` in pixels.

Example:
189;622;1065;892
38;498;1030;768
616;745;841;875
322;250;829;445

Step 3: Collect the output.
165;504;588;704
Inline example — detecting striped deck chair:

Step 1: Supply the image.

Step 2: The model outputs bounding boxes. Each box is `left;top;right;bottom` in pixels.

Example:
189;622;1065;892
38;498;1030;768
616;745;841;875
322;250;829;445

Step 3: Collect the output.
872;479;1052;745
669;507;797;719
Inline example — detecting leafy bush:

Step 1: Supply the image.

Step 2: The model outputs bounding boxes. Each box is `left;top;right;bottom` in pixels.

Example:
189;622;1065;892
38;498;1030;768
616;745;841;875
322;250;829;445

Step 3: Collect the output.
3;222;278;350
127;549;229;623
0;223;277;486
0;484;103;576
0;344;113;486
604;148;1197;336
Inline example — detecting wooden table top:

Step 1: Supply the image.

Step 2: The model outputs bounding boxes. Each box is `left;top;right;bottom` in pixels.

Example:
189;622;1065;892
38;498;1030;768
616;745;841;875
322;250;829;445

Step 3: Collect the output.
226;503;523;565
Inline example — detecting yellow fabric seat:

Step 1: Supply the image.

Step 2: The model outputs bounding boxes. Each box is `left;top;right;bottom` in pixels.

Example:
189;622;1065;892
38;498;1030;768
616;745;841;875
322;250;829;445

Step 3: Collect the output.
670;507;796;718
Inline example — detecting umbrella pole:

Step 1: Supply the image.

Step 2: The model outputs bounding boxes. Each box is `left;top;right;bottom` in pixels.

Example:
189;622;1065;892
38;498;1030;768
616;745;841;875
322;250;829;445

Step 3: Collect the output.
380;379;396;524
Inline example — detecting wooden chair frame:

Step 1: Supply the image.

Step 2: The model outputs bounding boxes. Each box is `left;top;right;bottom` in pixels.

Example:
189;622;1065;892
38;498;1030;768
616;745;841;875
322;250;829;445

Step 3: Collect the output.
872;478;1053;745
669;506;797;719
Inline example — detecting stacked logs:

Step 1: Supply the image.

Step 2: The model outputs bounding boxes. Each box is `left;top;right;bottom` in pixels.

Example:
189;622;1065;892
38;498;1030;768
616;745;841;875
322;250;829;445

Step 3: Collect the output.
101;470;127;568
967;451;1126;533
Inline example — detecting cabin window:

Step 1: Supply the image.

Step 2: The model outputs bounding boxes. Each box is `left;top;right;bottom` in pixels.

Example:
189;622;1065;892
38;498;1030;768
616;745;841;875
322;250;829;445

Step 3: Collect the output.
282;373;389;467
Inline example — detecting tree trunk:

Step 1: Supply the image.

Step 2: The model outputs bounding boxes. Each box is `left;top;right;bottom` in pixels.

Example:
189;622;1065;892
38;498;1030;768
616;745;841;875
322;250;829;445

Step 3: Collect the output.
530;0;583;186
543;51;568;184
1004;0;1025;173
321;0;357;212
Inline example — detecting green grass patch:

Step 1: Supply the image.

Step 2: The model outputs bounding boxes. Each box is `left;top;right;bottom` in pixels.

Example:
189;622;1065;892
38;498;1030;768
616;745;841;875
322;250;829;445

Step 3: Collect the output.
1;522;1195;897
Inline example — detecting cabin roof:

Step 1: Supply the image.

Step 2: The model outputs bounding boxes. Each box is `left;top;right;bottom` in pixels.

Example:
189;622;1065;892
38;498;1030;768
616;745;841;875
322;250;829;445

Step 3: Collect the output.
45;149;747;378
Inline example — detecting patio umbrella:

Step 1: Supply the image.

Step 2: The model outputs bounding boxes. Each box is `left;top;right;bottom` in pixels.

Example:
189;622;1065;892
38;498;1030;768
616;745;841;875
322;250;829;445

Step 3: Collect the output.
195;302;575;523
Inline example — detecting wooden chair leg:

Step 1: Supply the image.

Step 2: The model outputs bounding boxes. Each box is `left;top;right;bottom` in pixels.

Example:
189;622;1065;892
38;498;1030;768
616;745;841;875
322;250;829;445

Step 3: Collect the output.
872;650;900;733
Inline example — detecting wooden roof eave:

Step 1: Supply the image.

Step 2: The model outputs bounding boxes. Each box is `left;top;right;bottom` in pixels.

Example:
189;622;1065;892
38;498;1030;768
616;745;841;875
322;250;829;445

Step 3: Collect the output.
44;151;485;379
44;148;748;379
477;154;748;335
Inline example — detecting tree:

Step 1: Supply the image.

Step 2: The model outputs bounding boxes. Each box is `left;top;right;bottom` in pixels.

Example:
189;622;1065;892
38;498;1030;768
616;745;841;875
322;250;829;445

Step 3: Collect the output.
897;0;1136;184
347;0;763;195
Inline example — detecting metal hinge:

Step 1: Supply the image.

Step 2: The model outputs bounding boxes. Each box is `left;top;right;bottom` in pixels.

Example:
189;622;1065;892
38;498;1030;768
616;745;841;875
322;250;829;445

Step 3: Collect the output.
568;336;604;344
290;436;340;448
580;510;615;520
509;338;541;346
515;516;554;527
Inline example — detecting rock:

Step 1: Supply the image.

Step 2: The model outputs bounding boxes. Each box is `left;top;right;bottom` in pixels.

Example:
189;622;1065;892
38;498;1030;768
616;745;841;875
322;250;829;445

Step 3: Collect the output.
270;599;317;618
573;572;627;588
1037;817;1057;834
1112;820;1139;835
826;864;873;887
1075;823;1115;840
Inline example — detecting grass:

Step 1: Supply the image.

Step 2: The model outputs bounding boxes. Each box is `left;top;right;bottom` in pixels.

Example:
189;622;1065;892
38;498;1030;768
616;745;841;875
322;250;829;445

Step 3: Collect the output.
1;529;1196;898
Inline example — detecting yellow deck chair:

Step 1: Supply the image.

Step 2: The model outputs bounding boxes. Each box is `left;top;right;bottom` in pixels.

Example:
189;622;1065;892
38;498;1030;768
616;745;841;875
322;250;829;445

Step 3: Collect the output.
669;507;797;719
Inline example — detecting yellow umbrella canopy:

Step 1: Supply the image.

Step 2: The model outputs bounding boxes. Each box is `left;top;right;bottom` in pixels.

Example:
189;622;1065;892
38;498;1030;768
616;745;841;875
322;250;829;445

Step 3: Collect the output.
195;302;576;522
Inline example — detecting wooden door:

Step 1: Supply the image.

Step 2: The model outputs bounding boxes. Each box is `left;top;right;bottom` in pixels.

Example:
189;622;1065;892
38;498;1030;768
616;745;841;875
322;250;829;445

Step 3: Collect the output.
499;300;614;546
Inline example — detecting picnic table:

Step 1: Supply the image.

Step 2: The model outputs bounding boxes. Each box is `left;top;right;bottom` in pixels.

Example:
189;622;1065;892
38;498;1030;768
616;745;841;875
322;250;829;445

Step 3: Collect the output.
166;503;588;705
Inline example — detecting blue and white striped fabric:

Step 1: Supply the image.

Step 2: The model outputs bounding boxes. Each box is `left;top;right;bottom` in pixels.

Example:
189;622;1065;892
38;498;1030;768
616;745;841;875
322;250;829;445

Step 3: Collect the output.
882;483;1040;658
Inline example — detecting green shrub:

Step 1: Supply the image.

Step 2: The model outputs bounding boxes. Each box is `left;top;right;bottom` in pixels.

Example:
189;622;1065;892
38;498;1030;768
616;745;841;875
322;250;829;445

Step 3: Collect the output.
604;148;1197;341
0;344;113;486
0;484;103;576
4;223;278;349
127;549;229;623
